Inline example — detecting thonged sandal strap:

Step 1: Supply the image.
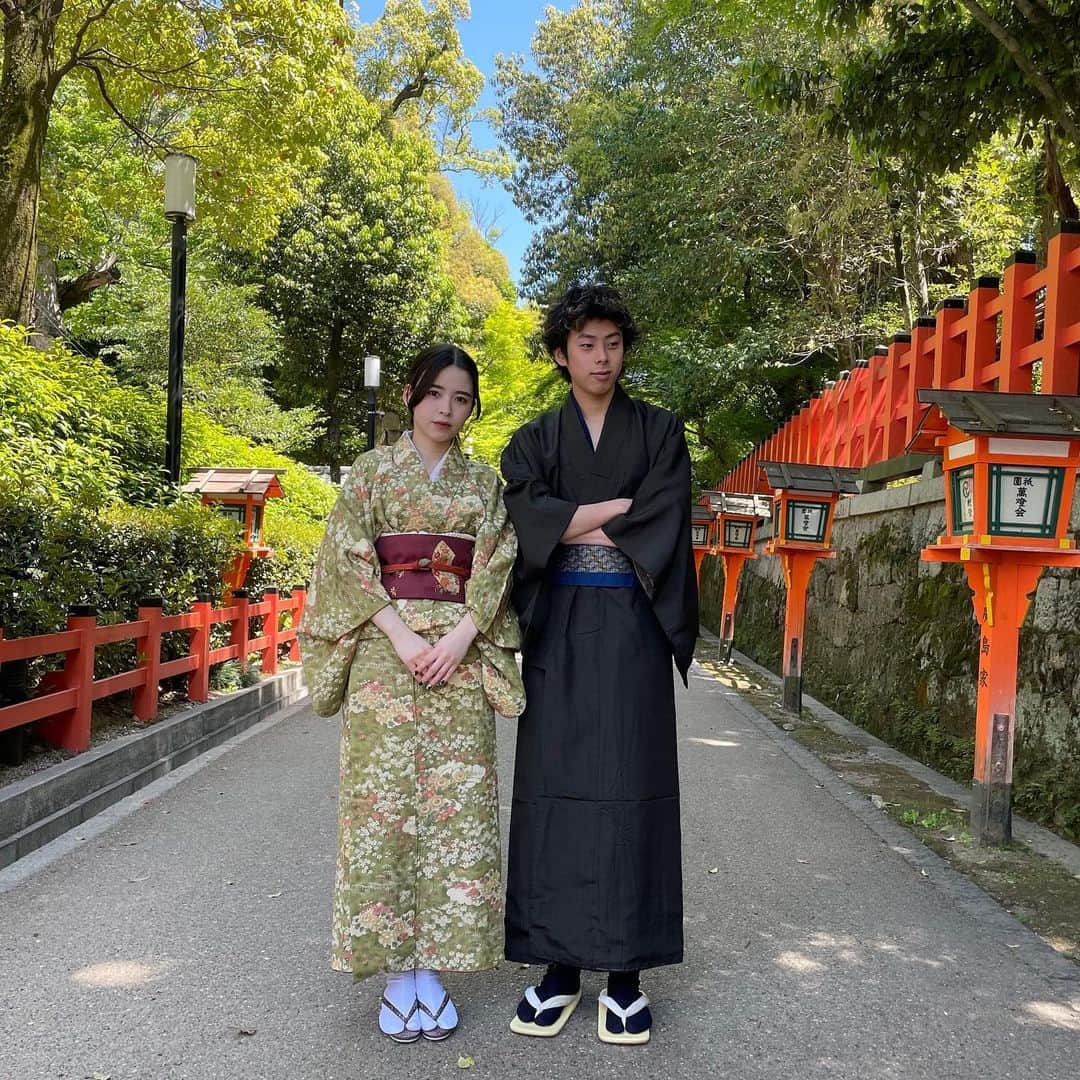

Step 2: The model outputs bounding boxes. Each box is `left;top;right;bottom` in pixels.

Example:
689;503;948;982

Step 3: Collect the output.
417;990;451;1023
524;985;578;1014
598;991;650;1022
381;995;419;1027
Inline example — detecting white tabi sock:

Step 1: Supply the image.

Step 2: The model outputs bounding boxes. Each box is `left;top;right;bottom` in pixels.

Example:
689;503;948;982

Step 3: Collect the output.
379;970;420;1037
414;968;459;1032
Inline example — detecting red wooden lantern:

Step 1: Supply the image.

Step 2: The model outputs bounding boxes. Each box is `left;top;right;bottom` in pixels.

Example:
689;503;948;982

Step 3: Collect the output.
761;462;860;714
704;491;771;661
182;468;286;593
916;390;1080;845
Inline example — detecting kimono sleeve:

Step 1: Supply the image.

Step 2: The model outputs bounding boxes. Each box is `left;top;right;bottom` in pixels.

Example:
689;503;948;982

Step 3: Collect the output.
500;425;577;583
464;468;519;644
602;409;691;583
299;461;392;716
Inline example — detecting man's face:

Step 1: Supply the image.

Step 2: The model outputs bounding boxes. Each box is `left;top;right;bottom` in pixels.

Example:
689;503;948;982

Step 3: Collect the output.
555;318;625;400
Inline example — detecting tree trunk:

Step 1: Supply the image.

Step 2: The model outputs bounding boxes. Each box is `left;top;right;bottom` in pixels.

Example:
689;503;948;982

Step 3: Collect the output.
1043;125;1078;223
323;314;346;483
0;1;60;327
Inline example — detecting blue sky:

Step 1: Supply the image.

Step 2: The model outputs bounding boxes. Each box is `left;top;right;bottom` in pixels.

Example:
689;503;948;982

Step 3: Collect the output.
452;1;563;289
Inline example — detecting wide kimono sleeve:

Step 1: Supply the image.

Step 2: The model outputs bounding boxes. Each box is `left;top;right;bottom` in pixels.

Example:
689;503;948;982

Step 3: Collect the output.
500;424;577;584
465;467;520;648
299;458;392;717
601;408;699;679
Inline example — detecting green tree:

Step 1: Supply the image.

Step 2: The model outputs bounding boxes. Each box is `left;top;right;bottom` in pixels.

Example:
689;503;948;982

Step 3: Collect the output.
254;123;465;479
740;0;1080;224
0;0;357;326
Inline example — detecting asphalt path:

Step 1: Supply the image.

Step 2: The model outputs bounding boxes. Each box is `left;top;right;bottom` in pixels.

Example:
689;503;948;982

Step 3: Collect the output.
1;659;1078;1079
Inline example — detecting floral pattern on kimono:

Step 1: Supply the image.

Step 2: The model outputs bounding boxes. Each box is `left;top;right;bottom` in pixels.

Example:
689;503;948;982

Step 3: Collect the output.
299;434;523;979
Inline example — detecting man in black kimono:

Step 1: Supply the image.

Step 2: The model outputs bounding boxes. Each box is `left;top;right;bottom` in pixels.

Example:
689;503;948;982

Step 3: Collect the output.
501;283;698;1045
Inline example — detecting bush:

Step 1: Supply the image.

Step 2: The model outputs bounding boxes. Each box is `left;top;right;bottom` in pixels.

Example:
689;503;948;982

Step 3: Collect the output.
0;496;241;685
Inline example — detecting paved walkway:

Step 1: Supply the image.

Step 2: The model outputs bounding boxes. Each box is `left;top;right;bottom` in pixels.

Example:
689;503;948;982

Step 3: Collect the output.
2;658;1079;1079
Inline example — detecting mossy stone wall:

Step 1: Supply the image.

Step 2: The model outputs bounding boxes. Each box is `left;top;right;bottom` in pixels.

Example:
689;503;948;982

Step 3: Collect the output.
699;476;1080;840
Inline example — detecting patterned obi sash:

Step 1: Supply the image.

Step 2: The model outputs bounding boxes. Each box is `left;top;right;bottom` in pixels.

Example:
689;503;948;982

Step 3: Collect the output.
552;543;636;588
375;533;475;603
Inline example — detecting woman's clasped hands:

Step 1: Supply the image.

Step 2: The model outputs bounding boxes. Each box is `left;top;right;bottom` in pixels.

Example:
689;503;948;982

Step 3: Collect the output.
379;610;479;687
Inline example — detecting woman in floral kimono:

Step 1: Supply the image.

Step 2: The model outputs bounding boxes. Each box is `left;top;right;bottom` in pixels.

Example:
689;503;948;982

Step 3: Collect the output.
300;344;524;1044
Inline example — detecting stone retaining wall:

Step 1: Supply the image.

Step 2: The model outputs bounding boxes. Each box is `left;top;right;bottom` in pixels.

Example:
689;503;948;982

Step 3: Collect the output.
699;476;1080;839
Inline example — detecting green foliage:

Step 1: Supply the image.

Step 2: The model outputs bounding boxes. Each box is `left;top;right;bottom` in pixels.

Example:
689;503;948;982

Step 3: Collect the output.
0;495;241;686
467;300;564;468
68;262;323;454
0;326;332;650
52;0;363;251
0;323;165;506
252;122;467;466
357;0;509;176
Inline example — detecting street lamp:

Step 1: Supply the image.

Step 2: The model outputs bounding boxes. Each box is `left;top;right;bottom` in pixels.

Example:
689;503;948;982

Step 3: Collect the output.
364;354;381;452
164;152;196;485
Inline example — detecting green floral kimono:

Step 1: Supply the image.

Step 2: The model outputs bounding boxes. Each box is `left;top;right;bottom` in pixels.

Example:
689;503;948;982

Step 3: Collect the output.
300;434;524;979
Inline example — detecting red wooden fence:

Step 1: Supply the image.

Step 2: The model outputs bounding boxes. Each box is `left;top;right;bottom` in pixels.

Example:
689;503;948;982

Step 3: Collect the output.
0;586;306;754
721;222;1080;492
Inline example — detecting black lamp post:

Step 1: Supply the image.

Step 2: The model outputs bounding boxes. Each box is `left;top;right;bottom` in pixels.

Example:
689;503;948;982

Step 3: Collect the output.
164;153;196;485
364;354;381;452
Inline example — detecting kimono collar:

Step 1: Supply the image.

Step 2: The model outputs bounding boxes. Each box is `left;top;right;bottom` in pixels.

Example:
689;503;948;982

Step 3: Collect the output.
560;383;633;476
393;430;466;484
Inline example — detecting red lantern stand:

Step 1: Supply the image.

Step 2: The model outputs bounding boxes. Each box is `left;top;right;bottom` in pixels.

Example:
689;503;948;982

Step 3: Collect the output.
691;503;716;584
705;491;772;662
915;390;1080;845
761;463;861;714
181;468;286;594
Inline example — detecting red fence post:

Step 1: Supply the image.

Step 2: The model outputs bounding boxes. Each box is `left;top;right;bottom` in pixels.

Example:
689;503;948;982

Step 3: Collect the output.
261;588;279;675
38;606;97;753
1040;221;1080;395
231;589;251;672
188;594;213;703
998;250;1038;392
289;584;307;662
133;597;164;724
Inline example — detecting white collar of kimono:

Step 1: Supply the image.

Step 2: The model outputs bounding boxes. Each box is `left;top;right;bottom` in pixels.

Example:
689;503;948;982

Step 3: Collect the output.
405;430;453;481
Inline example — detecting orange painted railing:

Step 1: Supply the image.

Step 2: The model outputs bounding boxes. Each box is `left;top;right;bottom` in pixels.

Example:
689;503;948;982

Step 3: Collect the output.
721;223;1080;491
0;586;306;754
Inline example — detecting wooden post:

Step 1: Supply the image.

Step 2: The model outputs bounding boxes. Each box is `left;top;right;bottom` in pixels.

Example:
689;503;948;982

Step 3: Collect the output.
261;588;279;675
963;561;1043;845
188;594;213;703
288;584;307;662
719;553;749;662
38;606;97;753
231;589;251;672
779;553;817;715
133;597;164;724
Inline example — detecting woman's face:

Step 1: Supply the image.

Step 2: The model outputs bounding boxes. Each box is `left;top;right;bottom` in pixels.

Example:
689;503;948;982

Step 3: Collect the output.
406;364;476;447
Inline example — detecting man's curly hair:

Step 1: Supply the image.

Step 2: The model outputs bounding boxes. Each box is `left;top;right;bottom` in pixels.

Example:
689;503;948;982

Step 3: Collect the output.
542;283;639;381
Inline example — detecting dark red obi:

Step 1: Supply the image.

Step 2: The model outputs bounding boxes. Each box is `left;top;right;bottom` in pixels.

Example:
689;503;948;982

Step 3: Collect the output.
374;533;475;603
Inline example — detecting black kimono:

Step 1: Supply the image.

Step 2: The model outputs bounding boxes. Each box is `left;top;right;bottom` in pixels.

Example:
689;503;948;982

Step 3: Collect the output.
501;385;698;972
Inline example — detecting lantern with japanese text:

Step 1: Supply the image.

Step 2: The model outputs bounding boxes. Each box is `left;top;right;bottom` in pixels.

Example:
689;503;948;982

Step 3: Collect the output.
691;502;717;582
762;462;860;714
705;491;772;660
916;390;1080;845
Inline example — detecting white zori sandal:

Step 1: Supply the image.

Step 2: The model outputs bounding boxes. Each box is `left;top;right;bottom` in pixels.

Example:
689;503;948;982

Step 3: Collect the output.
380;996;421;1044
509;985;583;1037
418;990;456;1041
597;991;651;1045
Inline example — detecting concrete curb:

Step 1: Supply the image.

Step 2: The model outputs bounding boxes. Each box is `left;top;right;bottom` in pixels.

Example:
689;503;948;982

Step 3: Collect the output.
0;667;308;870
